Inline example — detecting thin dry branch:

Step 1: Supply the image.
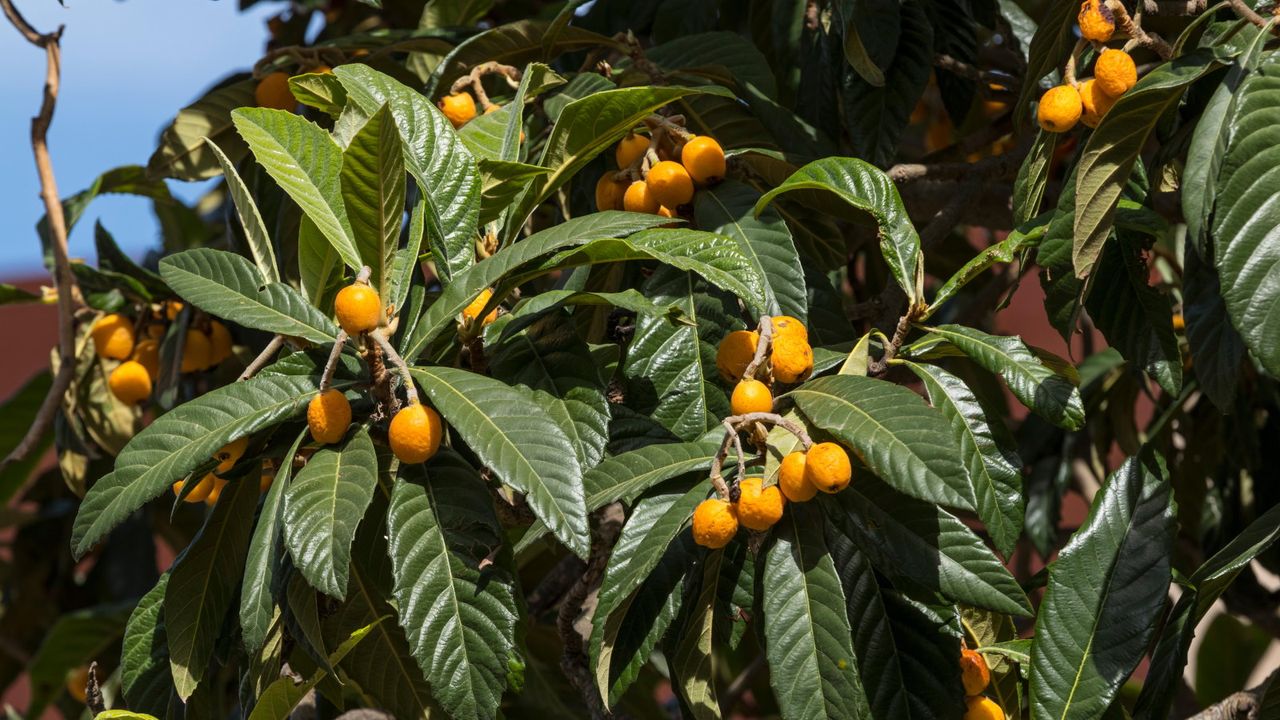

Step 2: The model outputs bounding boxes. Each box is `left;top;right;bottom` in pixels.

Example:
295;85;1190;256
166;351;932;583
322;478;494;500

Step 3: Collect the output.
1185;667;1280;719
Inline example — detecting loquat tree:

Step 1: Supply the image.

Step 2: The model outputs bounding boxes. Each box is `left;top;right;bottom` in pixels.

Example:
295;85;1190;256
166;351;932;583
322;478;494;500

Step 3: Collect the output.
1;0;1279;719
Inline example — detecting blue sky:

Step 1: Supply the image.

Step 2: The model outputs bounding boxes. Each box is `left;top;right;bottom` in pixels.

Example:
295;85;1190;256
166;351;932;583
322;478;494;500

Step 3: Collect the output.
0;0;282;280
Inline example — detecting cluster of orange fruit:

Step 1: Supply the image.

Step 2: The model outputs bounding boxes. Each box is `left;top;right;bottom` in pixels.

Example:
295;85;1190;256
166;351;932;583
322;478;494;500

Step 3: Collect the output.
437;90;518;135
171;437;274;506
960;648;1003;719
96;302;235;406
690;317;854;550
594;131;726;218
1037;1;1138;132
305;282;444;464
254;64;333;112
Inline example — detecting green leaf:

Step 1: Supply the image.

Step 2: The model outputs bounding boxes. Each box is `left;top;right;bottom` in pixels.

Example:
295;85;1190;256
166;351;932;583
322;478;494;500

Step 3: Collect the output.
71;374;343;558
386;454;519;720
1184;244;1243;411
410;366;589;558
282;425;377;598
298;215;343;309
504;84;735;240
593;479;707;702
764;504;872;720
1013;0;1076;129
488;317;609;470
459;63;563;163
341;104;406;303
881;594;966;719
289;72;347;116
622;267;739;441
695;180;807;320
667;549;724;720
1212;51;1280;377
0;370;53;504
1086;232;1182;395
1014;130;1055;226
241;429;308;653
754;156;921;305
902;362;1024;556
1029;450;1175;720
26;602;133;717
206;139;279;283
159;249;338;343
1073;50;1222;277
928;221;1046;316
399;211;673;360
431;20;616;97
916;324;1084;430
122;576;173;715
148;78;256;181
232;108;361;272
334;64;481;283
166;477;260;699
248;619;383;720
1192;501;1280;613
827;482;1032;616
497;288;683;341
789;374;972;510
646;30;779;98
0;283;40;305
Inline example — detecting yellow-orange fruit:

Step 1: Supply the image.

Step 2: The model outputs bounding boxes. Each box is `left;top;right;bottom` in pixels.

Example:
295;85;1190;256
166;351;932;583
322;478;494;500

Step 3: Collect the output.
961;648;991;696
255;71;296;111
692;498;738;549
623;180;661;214
132;339;160;379
1078;0;1115;42
165;300;184;321
307;389;352;445
109;360;152;405
462;288;499;326
173;473;216;503
716;330;760;383
1079;79;1118;128
736;477;785;531
1095;49;1137;98
616;132;649;168
66;666;89;704
260;461;276;493
389;402;443;463
731;379;773;415
595;174;627;212
208;320;233;364
181;330;211;373
645;160;694;208
215;437;250;474
770;334;813;384
964;696;1003;720
681;135;726;184
308;65;333;75
146;323;166;340
770;315;808;342
204;476;229;505
334;283;381;335
92;313;135;360
805;442;852;493
1037;85;1082;133
439;92;477;128
778;451;818;502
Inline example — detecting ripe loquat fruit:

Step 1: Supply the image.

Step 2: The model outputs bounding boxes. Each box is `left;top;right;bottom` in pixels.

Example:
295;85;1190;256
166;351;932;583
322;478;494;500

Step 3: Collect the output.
964;696;1003;720
616;132;649;169
769;334;814;384
778;451;818;502
1078;0;1115;42
623;180;661;214
389;402;443;463
1095;48;1137;98
960;648;991;695
181;329;211;373
308;389;351;445
334;283;381;335
595;174;627;212
716;330;760;383
462;288;499;327
255;71;296;111
805;442;852;493
692;498;738;549
439;92;477;128
92;313;135;360
645;161;694;208
681;136;726;184
109;360;152;405
1037;85;1082;133
731;379;773;415
736;477;785;531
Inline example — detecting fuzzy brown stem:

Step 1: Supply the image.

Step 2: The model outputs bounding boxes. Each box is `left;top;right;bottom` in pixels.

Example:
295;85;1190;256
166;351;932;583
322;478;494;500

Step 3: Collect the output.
239;334;287;382
741;315;774;380
1185;667;1279;719
1109;0;1176;58
369;329;417;405
318;331;349;390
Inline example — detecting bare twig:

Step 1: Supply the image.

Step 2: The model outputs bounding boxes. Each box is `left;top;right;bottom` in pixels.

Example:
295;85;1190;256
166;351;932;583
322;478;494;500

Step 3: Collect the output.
318;331;349;390
934;53;986;83
1185;667;1279;719
239;334;286;381
1226;0;1275;30
867;314;914;376
0;0;84;477
1108;0;1176;58
1142;0;1210;13
1064;39;1087;85
449;61;523;97
708;411;814;501
369;329;417;405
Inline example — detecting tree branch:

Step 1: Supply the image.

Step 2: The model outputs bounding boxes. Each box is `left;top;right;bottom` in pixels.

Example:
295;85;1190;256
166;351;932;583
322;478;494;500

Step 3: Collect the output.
239;334;286;381
1185;667;1279;719
1142;0;1210;13
558;504;624;719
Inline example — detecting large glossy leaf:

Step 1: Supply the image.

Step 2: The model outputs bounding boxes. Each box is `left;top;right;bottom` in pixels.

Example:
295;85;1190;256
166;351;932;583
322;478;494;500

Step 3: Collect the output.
387;455;518;720
335;65;481;283
71;374;343;558
1029;450;1174;720
147;78;255;181
648;30;779;98
410;366;588;558
666;549;723;720
827;482;1031;616
593;479;708;703
1184;243;1244;411
695;180;807;320
248;619;382;720
282;426;377;599
341;104;406;303
25;602;133;717
789;374;972;510
882;593;966;720
929;220;1046;315
431;20;616;95
917;324;1084;430
488;317;609;470
166;477;259;699
1212;52;1280;377
903;362;1024;556
400;211;670;360
621;267;739;441
122;575;172;715
764;504;872;720
1014;130;1055;226
1086;232;1182;395
504;84;734;240
206;140;279;283
241;430;307;653
1072;50;1222;277
1012;0;1075;127
232;108;360;271
754;156;921;305
159;249;338;343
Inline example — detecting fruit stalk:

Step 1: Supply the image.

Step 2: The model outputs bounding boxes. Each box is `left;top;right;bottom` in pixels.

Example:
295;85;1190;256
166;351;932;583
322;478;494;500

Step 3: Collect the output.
238;334;286;381
740;315;775;381
369;328;418;405
319;330;349;391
